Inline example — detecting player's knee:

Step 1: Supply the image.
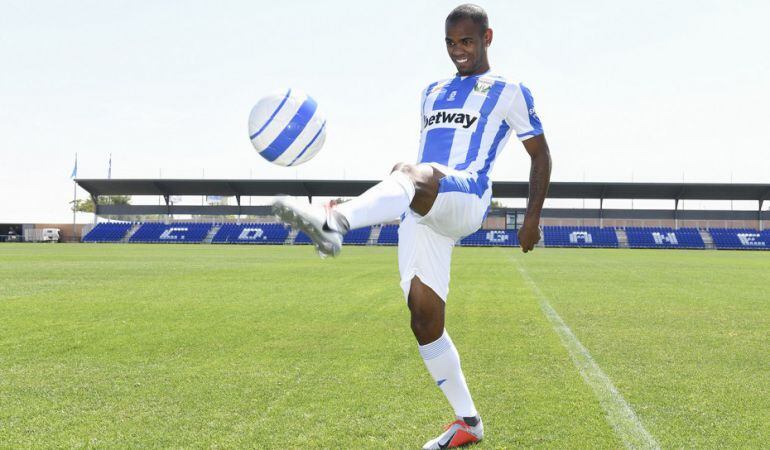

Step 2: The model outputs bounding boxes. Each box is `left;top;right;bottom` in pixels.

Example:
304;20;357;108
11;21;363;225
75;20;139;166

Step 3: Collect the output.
391;162;415;175
409;305;443;342
393;162;436;197
410;312;439;340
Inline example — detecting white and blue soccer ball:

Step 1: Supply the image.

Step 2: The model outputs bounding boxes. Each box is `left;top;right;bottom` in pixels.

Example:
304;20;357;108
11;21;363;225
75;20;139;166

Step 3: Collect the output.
248;89;326;167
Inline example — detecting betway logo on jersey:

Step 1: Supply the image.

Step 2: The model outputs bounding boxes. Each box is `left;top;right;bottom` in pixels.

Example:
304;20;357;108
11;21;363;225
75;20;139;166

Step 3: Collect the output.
422;109;480;133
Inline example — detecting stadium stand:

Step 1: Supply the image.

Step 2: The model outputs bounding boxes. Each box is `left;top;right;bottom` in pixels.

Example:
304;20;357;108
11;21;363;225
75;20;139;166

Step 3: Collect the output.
460;229;519;247
625;227;705;249
377;224;399;246
295;226;372;246
78;220;770;252
342;226;371;245
212;223;289;244
293;231;312;245
543;226;618;248
708;228;770;250
129;222;213;243
82;222;133;242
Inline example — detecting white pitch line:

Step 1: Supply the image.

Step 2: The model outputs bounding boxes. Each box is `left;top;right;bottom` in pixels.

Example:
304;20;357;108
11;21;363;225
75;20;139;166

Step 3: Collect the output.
513;258;660;450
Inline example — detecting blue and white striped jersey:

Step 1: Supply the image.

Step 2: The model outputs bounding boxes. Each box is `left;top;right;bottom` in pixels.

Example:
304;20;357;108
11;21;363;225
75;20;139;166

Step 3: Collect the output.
418;72;543;176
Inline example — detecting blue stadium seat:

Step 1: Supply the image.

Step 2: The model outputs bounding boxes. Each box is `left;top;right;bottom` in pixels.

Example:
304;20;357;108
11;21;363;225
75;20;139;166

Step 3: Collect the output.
708;228;770;250
211;223;289;244
342;226;371;245
82;221;770;252
294;226;371;245
459;229;519;247
129;223;213;243
377;224;399;245
625;227;705;249
82;222;133;242
293;231;313;245
543;226;618;248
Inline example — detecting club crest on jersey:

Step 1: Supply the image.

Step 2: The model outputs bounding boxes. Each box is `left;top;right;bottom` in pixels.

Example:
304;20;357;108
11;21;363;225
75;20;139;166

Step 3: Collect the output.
473;79;493;94
422;109;480;132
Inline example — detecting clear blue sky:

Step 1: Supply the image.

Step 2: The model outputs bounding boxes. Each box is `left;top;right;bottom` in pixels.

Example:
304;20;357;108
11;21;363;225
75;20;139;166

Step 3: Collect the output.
2;0;769;222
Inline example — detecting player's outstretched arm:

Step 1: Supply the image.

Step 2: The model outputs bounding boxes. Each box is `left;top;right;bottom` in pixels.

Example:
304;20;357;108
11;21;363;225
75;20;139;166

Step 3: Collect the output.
518;134;552;253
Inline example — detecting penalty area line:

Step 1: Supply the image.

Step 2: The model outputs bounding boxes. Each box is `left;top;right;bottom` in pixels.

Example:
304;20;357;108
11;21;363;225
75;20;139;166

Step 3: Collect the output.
512;257;660;450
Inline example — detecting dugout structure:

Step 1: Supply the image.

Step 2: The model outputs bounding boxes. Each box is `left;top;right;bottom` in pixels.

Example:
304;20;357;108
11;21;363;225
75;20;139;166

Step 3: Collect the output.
75;179;770;230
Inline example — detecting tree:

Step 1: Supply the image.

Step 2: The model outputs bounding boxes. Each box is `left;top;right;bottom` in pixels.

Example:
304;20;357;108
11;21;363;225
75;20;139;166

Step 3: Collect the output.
489;199;505;209
71;195;134;220
70;198;95;213
71;195;132;213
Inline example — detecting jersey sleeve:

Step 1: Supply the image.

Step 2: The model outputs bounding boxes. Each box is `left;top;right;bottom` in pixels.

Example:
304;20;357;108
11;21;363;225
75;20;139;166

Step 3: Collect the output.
506;82;544;141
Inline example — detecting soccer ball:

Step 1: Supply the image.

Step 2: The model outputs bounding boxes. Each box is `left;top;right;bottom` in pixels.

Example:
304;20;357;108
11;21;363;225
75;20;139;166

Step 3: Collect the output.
248;89;326;167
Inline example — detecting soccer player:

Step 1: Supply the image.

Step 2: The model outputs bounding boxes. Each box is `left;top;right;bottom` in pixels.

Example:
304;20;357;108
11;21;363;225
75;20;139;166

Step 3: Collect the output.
273;4;551;448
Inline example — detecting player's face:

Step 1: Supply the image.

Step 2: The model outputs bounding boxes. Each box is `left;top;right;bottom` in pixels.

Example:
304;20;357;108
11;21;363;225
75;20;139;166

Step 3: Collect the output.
445;18;492;76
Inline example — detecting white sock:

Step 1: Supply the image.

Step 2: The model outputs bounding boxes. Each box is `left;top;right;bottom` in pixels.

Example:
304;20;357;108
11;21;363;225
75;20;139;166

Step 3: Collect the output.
418;330;478;418
332;171;415;231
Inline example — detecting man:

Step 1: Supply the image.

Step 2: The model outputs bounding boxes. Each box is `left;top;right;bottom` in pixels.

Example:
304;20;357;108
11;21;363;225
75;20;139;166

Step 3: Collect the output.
273;4;551;448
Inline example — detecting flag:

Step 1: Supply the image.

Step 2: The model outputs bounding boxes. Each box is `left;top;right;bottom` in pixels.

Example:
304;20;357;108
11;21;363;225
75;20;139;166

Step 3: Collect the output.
108;153;112;179
70;153;78;179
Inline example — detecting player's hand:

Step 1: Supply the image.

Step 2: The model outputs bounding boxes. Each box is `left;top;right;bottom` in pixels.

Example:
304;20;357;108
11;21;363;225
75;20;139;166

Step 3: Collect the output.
518;220;542;253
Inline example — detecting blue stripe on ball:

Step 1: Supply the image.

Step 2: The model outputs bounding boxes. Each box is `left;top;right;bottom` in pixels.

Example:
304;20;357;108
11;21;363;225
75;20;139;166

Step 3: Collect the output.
250;88;292;140
260;95;318;162
288;120;326;166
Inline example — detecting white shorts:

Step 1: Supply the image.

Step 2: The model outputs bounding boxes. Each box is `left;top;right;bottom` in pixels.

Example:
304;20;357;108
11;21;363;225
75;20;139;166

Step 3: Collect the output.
398;164;492;302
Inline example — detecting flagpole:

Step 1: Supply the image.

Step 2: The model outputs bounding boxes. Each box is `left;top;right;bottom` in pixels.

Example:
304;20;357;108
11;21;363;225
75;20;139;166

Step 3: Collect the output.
72;153;77;242
73;179;77;241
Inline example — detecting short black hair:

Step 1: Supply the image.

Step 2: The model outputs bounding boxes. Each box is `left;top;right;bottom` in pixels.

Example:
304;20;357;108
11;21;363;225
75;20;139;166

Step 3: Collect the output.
446;4;489;33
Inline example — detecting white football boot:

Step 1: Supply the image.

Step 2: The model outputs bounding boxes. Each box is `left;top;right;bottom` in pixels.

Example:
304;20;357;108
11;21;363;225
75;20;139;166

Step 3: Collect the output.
272;196;343;257
422;416;483;449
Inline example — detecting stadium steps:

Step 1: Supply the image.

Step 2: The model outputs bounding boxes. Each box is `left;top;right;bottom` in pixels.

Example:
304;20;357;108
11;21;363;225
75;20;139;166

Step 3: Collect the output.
700;229;715;249
121;223;142;243
286;228;300;245
81;224;95;241
615;228;629;248
202;225;220;244
368;225;383;245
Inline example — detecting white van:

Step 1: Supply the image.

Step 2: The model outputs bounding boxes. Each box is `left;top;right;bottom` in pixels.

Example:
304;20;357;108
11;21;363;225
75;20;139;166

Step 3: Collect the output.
41;228;61;242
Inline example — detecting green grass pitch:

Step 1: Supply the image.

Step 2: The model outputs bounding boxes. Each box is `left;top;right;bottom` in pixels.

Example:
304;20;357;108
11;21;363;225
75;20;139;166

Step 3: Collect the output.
1;244;768;448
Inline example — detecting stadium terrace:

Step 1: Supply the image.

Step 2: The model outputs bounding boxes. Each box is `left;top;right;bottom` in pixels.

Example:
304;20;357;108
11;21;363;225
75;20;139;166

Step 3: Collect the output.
10;178;767;250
